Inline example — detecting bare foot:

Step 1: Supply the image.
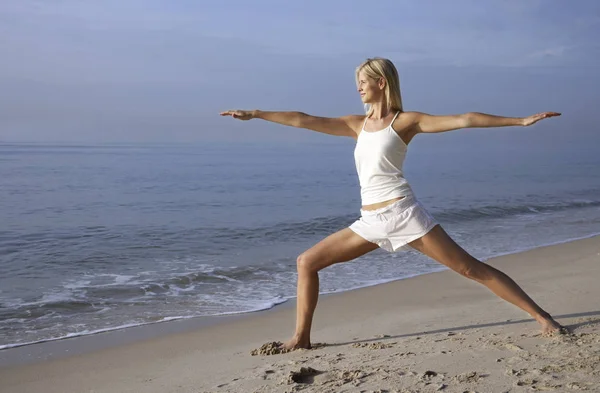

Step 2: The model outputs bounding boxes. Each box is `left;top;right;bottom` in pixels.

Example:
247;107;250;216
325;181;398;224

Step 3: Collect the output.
282;336;311;351
539;316;568;337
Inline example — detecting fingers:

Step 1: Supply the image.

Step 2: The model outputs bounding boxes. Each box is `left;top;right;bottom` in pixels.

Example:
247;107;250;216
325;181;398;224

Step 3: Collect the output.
220;110;250;121
220;110;246;118
530;112;561;123
540;112;561;118
525;111;561;126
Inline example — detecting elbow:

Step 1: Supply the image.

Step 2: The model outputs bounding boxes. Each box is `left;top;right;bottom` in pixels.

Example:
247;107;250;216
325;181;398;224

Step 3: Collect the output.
294;112;310;128
463;112;476;128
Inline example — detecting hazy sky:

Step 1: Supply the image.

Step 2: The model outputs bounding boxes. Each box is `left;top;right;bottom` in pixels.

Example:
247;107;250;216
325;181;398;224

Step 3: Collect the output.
1;1;599;143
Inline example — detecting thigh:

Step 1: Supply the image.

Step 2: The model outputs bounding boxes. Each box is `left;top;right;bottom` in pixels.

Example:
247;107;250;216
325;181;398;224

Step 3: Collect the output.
300;228;380;272
408;224;477;272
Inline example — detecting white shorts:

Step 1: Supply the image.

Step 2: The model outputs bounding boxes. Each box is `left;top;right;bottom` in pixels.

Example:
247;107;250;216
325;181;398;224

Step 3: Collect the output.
349;193;438;252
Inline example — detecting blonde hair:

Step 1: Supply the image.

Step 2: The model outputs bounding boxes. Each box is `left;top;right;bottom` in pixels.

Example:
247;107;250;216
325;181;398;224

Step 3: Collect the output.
355;57;403;117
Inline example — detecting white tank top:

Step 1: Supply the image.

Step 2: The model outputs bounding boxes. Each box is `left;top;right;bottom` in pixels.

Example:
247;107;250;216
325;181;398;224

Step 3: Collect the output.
353;111;412;205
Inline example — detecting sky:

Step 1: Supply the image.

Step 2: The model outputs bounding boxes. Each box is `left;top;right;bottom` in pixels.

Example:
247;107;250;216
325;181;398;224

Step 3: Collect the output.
0;0;599;144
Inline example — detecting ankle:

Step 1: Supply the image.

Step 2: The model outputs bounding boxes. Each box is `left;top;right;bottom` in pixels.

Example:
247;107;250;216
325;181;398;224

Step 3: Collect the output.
534;311;553;323
292;332;309;342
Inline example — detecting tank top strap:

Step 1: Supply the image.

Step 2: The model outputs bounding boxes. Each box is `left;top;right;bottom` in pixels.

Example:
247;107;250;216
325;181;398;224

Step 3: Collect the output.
388;111;400;128
361;116;368;131
362;111;400;132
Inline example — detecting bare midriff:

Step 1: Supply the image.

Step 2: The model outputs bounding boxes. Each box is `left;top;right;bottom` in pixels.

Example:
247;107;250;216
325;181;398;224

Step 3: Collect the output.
361;196;406;211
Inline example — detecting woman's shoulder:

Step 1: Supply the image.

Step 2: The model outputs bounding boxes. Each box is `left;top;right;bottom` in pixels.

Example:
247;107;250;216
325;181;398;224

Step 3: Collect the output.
397;111;423;121
340;114;368;131
342;114;368;123
393;111;421;130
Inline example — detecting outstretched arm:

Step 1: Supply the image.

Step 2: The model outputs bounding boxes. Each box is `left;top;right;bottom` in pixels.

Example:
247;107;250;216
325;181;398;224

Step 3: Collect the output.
413;111;561;134
220;110;362;138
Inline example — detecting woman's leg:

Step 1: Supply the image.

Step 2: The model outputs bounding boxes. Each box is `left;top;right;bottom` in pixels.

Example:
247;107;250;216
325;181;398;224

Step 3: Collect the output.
283;228;379;350
408;225;564;335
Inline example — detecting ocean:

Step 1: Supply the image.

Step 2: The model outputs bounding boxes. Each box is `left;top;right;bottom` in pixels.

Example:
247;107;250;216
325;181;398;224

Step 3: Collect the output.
1;135;599;349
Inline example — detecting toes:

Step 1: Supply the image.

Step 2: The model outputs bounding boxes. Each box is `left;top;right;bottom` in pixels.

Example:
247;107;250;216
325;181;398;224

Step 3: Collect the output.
541;325;569;338
557;326;570;335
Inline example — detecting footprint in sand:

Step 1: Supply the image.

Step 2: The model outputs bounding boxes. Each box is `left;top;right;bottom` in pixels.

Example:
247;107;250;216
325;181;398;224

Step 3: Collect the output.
417;370;446;384
506;368;529;377
504;343;525;352
451;371;482;383
352;341;395;350
516;378;538;387
337;369;370;386
284;366;322;385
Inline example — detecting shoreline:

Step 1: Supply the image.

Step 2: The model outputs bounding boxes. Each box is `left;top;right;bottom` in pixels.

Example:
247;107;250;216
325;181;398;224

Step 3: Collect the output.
2;230;599;359
1;234;599;392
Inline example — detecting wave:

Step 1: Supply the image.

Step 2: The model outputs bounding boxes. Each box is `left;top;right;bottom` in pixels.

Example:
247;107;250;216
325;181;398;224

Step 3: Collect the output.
197;197;600;243
0;296;291;351
0;263;289;321
3;198;599;254
433;199;600;223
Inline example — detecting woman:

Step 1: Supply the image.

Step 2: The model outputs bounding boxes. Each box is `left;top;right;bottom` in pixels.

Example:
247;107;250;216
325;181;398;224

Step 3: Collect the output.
221;57;563;351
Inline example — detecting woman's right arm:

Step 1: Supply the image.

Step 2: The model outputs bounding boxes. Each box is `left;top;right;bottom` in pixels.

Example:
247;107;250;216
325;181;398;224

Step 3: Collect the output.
220;110;362;138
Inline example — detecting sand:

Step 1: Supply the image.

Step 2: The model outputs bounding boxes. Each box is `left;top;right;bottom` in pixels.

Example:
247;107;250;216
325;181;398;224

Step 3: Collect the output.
1;235;599;393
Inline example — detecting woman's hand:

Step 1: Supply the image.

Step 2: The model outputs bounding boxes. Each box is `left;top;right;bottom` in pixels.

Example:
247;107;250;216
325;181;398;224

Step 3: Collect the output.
522;112;561;126
220;110;254;121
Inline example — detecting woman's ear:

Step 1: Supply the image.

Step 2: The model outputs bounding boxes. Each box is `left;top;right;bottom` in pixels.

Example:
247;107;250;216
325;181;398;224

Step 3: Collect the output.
378;77;386;90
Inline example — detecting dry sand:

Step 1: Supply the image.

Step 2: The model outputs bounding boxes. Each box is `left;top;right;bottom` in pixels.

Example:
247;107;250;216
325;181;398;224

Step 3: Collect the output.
1;235;599;393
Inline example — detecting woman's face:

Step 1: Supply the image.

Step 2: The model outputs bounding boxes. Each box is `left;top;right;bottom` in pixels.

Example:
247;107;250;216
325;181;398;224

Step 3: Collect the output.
357;71;384;104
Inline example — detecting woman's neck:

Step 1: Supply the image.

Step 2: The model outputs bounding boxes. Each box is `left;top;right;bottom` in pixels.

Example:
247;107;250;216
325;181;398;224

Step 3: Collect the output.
368;102;391;120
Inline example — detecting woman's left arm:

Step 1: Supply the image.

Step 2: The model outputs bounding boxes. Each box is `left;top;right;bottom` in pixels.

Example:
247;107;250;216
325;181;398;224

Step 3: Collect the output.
412;111;561;134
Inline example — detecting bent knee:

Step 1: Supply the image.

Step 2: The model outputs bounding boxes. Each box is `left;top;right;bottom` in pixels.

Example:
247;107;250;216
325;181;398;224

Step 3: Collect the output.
296;252;332;273
459;265;478;280
296;253;319;273
456;260;491;281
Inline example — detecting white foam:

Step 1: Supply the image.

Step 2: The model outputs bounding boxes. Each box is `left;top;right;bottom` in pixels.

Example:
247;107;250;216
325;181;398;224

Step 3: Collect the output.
166;285;196;295
0;298;292;351
114;275;137;285
63;280;91;290
0;322;148;350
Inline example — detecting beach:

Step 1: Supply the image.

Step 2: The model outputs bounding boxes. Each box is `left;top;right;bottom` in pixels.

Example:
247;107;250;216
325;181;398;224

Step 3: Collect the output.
1;234;598;393
3;2;600;392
